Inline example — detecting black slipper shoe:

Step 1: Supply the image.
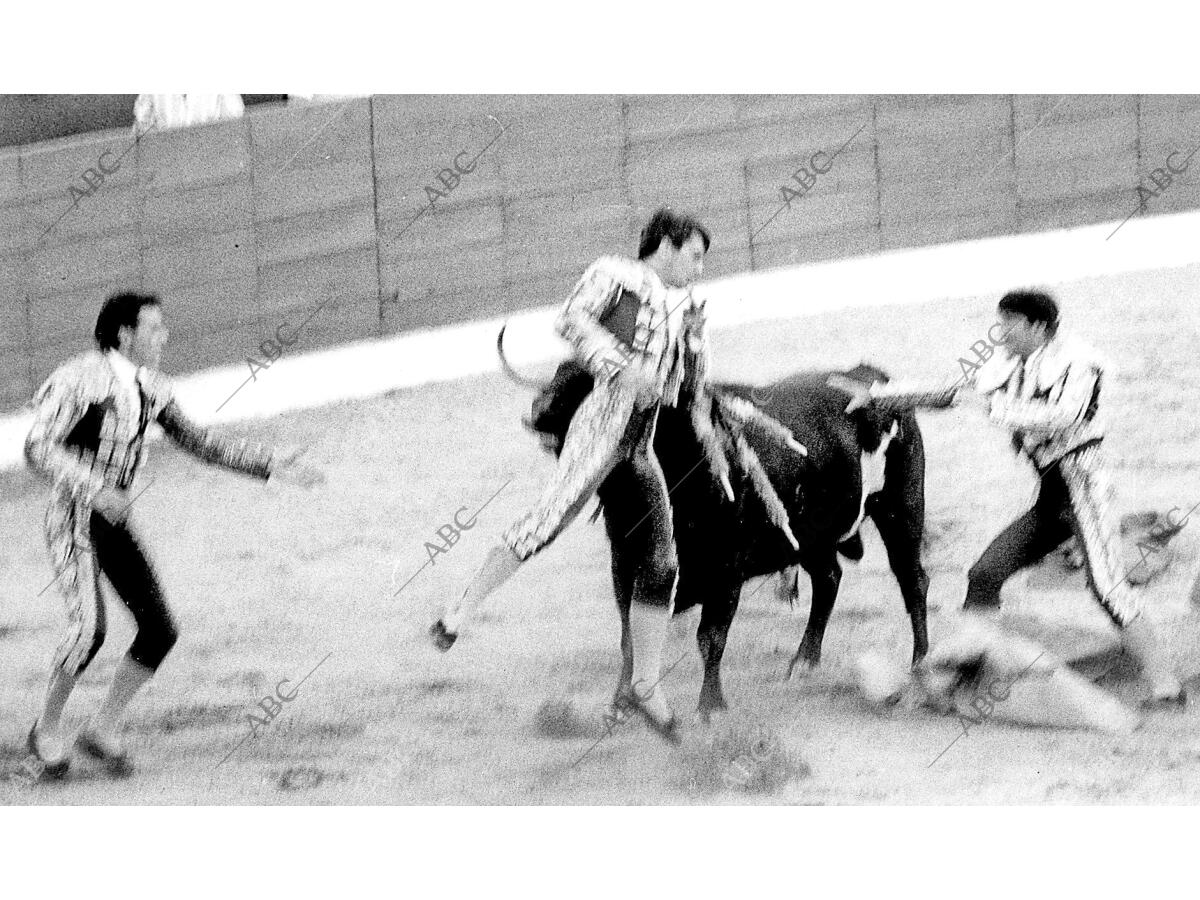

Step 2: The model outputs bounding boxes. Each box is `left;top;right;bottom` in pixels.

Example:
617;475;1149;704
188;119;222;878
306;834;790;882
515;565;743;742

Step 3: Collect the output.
76;729;134;778
430;620;457;652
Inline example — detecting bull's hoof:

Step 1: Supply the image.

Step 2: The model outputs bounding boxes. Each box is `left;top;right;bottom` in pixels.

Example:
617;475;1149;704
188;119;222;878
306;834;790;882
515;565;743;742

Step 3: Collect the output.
694;704;729;727
429;620;457;652
786;653;819;680
645;713;682;745
619;690;682;745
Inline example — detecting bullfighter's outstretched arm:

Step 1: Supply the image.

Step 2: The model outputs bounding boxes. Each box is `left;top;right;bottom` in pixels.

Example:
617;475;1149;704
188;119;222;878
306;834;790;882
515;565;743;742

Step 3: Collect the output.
828;375;962;413
154;394;322;488
867;381;963;411
830;350;1021;414
155;400;275;480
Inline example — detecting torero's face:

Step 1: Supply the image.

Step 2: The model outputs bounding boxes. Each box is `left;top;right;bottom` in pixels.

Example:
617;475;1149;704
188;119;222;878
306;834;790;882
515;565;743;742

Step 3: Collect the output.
658;232;708;288
119;304;169;369
995;310;1049;360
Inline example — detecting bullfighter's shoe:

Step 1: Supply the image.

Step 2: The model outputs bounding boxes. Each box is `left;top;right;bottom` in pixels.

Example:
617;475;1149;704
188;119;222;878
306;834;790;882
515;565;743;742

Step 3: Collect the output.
76;727;133;778
26;720;70;779
430;619;457;652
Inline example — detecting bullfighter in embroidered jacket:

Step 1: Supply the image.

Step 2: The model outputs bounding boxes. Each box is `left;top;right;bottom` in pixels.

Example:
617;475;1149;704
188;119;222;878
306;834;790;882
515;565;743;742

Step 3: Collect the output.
829;290;1185;706
431;209;714;737
24;292;323;778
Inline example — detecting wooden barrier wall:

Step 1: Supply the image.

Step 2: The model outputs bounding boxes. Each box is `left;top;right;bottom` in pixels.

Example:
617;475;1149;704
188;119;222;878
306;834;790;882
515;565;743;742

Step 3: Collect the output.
3;94;1199;412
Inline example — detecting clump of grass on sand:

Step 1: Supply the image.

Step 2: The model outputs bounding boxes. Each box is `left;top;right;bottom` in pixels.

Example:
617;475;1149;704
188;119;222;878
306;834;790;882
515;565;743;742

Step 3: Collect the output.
679;717;810;796
533;695;602;739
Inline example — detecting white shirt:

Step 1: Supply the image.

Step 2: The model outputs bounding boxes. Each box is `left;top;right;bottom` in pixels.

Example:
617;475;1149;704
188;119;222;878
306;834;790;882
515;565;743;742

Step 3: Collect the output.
106;349;143;422
985;334;1108;468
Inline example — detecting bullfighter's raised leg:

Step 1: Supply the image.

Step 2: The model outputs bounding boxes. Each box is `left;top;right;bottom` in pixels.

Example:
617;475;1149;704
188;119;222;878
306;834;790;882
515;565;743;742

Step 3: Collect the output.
434;382;642;643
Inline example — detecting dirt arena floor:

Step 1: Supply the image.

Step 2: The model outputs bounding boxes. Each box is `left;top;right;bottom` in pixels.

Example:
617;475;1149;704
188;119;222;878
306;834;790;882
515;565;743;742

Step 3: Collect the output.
3;260;1200;805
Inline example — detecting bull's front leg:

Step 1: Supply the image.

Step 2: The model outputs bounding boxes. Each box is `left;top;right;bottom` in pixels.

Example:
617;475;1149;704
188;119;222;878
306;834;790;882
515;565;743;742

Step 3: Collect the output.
788;555;842;678
696;584;740;722
906;574;930;667
871;507;930;667
607;542;637;710
614;602;634;708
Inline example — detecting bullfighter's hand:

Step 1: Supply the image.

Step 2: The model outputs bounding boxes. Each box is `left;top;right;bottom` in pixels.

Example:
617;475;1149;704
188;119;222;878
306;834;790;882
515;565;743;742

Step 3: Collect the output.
618;363;661;410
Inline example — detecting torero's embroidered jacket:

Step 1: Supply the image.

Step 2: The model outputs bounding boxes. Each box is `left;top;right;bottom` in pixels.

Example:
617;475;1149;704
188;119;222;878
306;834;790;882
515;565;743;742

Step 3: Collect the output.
555;255;708;408
980;334;1107;470
867;333;1107;470
25;350;274;507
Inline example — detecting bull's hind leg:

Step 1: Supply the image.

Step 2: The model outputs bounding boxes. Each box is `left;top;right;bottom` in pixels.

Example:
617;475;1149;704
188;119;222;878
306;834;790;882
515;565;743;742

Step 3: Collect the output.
606;525;637;708
871;508;930;666
788;553;842;678
612;590;634;708
696;580;740;722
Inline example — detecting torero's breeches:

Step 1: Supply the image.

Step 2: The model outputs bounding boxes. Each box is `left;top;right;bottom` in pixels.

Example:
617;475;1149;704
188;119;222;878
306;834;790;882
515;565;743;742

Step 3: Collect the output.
501;382;678;606
44;497;179;678
964;444;1141;627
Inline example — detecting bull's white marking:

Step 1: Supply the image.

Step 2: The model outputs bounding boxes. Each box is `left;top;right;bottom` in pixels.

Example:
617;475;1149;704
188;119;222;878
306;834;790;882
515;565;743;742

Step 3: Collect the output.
840;420;899;542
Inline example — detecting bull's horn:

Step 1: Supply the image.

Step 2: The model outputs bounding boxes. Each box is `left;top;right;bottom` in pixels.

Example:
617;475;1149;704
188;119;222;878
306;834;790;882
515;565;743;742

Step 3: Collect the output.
496;324;551;391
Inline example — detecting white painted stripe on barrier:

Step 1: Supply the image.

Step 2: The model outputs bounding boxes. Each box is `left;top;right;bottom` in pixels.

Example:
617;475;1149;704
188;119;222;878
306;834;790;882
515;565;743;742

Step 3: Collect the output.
3;207;1199;471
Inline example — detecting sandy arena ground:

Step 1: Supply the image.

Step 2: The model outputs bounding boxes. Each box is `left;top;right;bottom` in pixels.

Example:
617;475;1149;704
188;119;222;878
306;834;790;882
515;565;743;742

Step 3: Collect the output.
3;260;1200;805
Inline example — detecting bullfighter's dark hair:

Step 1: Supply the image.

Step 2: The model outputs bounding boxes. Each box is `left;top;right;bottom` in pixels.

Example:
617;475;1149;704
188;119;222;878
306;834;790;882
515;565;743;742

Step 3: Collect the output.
998;289;1059;337
94;292;161;351
637;208;712;260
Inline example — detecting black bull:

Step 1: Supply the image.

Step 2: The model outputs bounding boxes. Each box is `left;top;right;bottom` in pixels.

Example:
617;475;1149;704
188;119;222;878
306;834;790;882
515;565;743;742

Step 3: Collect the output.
524;360;931;719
